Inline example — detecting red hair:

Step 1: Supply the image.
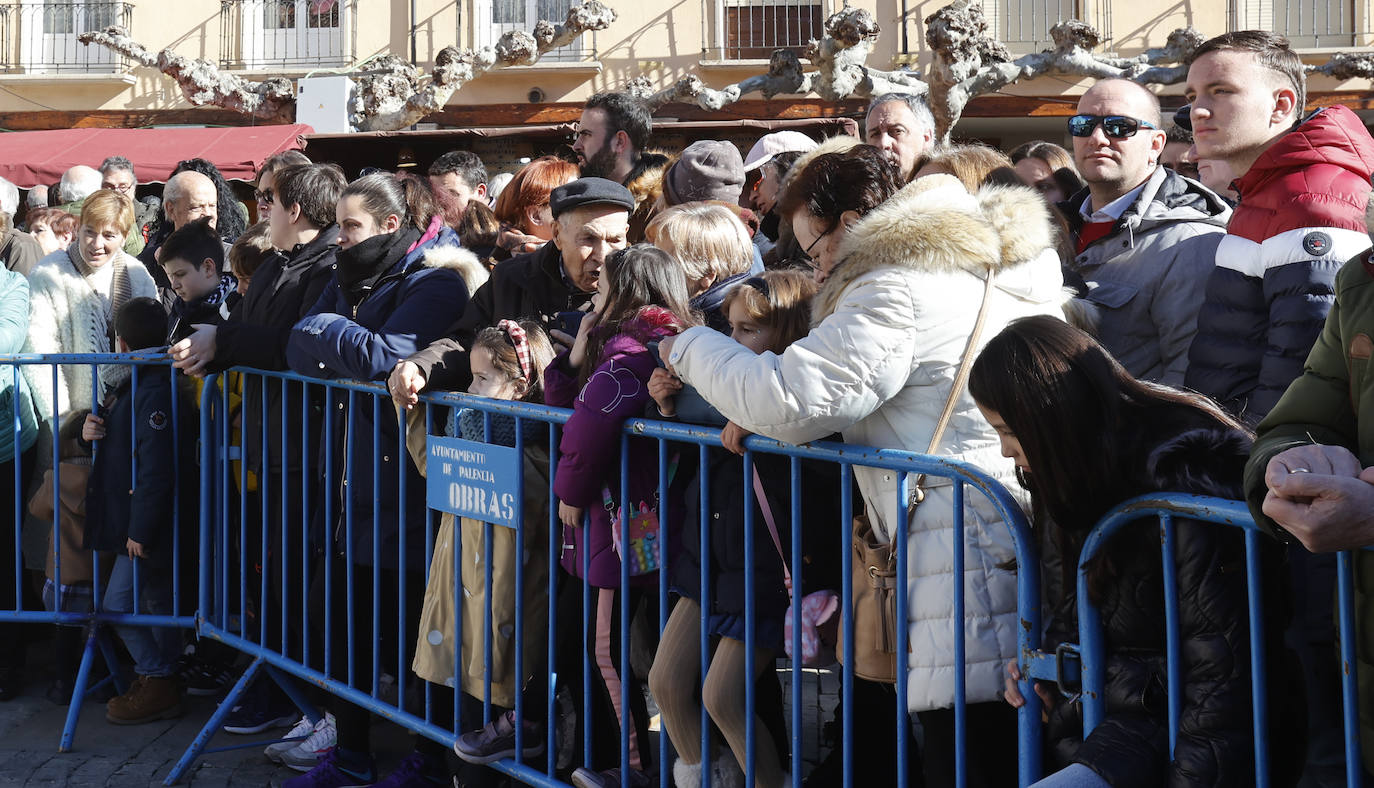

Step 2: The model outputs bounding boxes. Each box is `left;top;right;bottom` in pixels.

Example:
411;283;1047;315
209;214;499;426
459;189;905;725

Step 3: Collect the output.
492;156;578;233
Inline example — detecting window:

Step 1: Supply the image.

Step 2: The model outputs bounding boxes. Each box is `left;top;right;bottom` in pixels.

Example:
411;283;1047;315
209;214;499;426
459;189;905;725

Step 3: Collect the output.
475;0;584;62
1232;0;1356;48
223;0;346;69
706;0;824;61
981;0;1080;53
19;0;129;73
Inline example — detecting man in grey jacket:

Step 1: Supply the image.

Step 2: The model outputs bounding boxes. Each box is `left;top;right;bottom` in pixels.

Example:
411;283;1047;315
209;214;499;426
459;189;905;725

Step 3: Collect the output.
1061;78;1231;385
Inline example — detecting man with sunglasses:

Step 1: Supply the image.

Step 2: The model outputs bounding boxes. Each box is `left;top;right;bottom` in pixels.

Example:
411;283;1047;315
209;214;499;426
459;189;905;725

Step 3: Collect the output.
1183;31;1374;426
1062;78;1231;386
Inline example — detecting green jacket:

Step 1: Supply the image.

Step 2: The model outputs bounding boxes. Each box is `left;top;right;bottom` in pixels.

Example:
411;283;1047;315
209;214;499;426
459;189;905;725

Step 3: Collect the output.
1244;249;1374;768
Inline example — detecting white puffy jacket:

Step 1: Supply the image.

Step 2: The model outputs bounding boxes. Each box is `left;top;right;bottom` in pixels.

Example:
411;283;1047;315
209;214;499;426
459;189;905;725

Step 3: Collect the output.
667;175;1065;711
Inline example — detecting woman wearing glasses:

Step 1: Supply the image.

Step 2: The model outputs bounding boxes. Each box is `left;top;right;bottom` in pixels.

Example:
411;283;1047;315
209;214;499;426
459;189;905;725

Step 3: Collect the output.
658;142;1065;787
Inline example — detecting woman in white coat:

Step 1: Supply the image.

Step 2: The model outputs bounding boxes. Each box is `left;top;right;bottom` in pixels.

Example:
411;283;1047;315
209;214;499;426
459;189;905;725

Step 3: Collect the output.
24;189;158;434
659;143;1065;787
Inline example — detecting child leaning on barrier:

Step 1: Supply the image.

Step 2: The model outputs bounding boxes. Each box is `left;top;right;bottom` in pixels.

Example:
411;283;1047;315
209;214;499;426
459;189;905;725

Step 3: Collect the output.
547;244;695;788
159;217;237;343
81;297;194;725
407;319;557;782
647;269;842;788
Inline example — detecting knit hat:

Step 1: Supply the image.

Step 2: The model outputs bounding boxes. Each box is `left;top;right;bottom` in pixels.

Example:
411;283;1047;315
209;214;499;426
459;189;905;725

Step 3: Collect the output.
742;130;819;172
663;141;745;206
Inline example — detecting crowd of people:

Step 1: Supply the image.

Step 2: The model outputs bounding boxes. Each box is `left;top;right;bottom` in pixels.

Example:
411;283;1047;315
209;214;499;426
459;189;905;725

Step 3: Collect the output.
0;27;1367;788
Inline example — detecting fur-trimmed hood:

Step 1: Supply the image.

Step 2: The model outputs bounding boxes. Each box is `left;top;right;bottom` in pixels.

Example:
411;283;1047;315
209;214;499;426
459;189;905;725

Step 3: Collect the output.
625;150;673;211
1144;423;1251;500
819;173;1059;318
421;242;488;296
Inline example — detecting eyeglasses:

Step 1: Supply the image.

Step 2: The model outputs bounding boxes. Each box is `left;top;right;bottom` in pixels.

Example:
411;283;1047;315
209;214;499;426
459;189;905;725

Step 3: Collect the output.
1067;114;1159;139
255;188;275;206
802;225;832;259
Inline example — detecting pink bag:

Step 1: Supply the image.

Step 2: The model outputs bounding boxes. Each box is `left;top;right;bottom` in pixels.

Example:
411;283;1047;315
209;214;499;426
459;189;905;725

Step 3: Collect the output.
754;470;840;668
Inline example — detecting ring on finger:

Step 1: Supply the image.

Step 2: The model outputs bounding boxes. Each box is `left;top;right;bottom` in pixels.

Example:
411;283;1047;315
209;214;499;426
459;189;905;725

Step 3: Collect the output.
1289;467;1311;473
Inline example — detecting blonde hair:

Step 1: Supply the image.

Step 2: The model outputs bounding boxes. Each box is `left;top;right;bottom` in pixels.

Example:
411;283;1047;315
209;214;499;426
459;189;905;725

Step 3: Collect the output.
471;320;555;403
79;188;135;236
645;202;753;285
721;269;817;352
920;145;1014;191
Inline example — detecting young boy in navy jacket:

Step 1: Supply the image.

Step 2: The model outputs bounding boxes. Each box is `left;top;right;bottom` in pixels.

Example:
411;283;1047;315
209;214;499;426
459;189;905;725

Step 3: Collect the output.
82;297;195;724
161;217;236;343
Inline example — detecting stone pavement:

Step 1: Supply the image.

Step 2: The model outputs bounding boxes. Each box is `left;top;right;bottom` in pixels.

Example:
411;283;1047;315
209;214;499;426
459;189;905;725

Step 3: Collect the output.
0;651;841;787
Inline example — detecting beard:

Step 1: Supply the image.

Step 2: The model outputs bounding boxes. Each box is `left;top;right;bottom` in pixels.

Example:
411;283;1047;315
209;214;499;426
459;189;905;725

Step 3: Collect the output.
579;143;620;180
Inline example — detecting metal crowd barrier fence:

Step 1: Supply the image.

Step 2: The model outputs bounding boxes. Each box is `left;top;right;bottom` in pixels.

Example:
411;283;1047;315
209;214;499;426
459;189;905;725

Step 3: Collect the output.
0;353;196;752
1018;494;1365;788
168;366;1041;788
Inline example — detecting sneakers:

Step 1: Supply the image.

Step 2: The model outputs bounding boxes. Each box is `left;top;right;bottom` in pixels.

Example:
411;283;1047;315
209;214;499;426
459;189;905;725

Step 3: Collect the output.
266;714;318;763
223;689;298;735
279;713;338;772
175;654;234;697
279;748;376;788
106;675;184;725
452;710;545;765
569;767;652;788
368;752;447;787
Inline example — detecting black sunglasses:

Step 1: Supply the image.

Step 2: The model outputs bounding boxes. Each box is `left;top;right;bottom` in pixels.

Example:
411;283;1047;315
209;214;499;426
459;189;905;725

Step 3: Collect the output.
254;188;275;206
1068;114;1159;139
1173;104;1193;132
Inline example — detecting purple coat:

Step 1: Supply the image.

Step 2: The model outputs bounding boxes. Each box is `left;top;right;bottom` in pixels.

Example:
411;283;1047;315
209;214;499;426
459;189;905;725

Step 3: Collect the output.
546;308;682;588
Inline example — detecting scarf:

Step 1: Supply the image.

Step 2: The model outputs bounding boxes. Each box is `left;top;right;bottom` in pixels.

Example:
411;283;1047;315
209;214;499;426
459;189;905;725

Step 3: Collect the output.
65;240;133;347
334;227;421;307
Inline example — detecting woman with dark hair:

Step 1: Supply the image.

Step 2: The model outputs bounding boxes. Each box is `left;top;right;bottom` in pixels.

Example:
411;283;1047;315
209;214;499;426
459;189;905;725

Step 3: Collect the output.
282;171;473;788
1009;141;1083;204
659;141;1065;787
971;315;1304;788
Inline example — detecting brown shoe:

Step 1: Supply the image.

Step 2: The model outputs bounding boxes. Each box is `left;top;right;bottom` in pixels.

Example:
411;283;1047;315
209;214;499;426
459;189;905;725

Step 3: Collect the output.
106;675;183;725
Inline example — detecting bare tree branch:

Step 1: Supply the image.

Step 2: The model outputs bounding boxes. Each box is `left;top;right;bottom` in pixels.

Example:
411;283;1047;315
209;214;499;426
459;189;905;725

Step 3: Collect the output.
1310;51;1374;81
352;1;616;131
78;26;296;123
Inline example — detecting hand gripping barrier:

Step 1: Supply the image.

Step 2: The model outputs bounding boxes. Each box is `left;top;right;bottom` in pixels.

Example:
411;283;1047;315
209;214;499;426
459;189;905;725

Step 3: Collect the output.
169;367;1040;788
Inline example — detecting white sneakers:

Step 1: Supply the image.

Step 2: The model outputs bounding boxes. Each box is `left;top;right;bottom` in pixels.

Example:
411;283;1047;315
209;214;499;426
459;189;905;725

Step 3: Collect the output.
264;713;338;772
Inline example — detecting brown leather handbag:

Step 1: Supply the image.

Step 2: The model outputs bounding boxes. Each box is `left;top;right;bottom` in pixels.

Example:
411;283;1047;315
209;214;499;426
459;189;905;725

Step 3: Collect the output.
839;269;997;684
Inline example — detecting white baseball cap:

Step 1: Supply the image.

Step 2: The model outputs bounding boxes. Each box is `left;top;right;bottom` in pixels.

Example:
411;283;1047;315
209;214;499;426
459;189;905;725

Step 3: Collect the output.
742;130;819;172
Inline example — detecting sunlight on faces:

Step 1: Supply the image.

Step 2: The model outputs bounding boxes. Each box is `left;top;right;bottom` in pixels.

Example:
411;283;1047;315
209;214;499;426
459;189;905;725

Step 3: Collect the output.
976;403;1030;474
865;100;933;181
789;208;854;285
163;255;220;303
254;169;275;224
552;205;629;294
1071;82;1165;194
572;108;621;179
727;298;779;355
29;221;62;256
101;169;135;195
79;222;124;268
468;346;526;400
168;177;218;230
335;194;401;251
1186;49;1297;168
752;164;785;214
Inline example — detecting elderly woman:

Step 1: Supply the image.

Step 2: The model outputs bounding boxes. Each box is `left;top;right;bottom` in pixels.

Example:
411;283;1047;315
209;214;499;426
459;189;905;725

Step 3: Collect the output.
24;189;158;428
646;202;758;332
659;141;1065;787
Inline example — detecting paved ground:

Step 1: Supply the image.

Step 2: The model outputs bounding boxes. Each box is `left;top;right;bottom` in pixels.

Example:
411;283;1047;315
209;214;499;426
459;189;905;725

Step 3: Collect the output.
0;644;840;787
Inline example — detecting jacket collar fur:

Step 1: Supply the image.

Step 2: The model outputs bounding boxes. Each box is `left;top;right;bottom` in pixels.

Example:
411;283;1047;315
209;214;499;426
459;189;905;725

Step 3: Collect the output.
820;174;1055;318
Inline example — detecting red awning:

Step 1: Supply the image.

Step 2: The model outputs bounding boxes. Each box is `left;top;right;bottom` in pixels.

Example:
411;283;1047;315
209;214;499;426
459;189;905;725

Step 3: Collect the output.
0;124;313;188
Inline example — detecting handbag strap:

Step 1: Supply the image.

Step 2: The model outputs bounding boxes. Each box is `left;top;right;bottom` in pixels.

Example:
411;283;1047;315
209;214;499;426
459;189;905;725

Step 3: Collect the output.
895;268;999;554
752;467;792;588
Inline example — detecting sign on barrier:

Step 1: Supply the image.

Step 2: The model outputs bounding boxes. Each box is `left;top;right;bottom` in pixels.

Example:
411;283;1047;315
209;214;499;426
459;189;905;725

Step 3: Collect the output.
425;435;521;528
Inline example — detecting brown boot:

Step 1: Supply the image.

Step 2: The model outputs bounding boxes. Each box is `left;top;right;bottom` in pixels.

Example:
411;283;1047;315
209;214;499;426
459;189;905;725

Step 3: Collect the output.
105;675;183;725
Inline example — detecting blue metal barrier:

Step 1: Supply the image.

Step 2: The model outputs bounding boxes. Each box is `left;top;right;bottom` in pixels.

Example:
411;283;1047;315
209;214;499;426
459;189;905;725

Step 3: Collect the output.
1018;494;1363;788
0;353;196;753
171;366;1039;788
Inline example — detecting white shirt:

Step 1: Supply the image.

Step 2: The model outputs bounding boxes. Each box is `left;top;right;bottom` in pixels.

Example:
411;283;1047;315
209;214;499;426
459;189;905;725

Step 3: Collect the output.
1079;178;1151;223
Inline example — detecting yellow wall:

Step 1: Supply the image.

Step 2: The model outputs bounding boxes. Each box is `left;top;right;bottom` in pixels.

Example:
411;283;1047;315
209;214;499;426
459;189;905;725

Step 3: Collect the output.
0;0;1366;123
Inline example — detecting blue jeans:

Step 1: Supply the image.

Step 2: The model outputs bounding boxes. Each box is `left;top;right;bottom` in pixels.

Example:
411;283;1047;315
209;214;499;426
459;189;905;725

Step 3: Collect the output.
1031;763;1112;787
103;555;179;677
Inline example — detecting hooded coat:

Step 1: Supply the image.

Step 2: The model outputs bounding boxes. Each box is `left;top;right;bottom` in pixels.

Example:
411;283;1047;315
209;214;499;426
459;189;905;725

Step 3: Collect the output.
287;226;471;569
546;307;685;588
1063;165;1231;385
1186;105;1374;425
666;175;1065;711
1044;416;1304;788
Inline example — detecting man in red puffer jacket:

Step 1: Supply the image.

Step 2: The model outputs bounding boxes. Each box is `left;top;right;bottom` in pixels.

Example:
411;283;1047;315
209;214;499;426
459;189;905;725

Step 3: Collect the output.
1185;31;1374;427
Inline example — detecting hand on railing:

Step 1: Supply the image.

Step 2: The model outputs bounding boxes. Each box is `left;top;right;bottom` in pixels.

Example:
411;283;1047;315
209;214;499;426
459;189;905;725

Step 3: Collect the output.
1004;658;1056;722
647;368;681;418
168;325;218;377
125;537;146;560
388;361;427;410
721;420;753;455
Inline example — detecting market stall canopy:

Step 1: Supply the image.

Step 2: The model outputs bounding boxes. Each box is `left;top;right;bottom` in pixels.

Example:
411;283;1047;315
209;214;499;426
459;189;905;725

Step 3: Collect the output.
0;124;313;188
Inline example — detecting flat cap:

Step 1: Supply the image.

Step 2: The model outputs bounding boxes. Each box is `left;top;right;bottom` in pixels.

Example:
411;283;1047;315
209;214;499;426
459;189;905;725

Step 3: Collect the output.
549;177;635;218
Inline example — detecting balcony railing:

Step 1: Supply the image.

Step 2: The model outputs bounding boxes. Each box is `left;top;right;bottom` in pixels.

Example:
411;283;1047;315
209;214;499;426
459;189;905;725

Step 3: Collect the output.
472;0;586;63
219;0;349;70
1231;0;1372;48
0;1;132;74
702;0;826;61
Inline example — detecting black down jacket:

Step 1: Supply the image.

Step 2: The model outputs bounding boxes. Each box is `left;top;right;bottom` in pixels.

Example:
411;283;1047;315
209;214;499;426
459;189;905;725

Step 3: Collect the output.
1040;415;1306;787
